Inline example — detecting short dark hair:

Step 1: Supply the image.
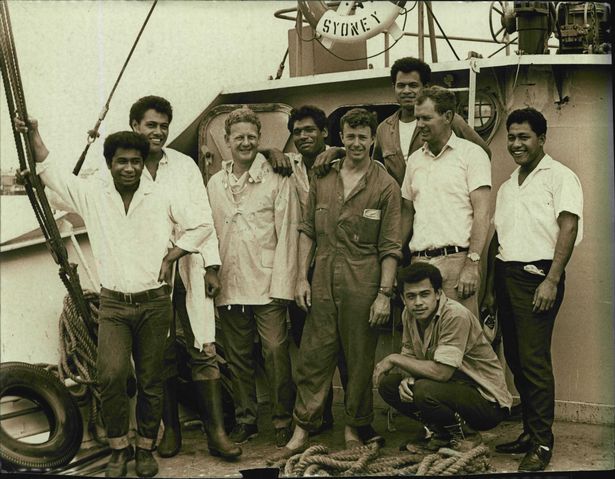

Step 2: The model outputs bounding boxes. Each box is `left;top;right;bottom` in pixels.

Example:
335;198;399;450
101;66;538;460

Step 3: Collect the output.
103;131;150;167
288;105;327;132
339;108;377;136
129;95;173;126
398;262;443;292
506;107;547;136
390;56;431;85
416;86;456;115
225;107;261;136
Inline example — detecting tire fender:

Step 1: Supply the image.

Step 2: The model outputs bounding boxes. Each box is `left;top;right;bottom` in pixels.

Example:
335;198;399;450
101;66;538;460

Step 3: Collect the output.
0;362;83;470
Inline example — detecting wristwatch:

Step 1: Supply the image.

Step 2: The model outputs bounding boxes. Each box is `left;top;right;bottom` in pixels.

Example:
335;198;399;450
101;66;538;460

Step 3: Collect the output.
467;252;481;263
378;286;394;297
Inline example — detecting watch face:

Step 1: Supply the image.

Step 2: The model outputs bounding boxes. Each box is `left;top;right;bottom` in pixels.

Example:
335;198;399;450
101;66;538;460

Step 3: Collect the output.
468;253;480;262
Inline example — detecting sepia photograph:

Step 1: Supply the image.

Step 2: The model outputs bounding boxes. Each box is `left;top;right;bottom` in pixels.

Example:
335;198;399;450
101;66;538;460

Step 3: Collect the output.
1;1;613;478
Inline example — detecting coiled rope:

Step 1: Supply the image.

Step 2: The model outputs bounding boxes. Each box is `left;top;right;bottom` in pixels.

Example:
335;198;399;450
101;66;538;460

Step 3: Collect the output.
270;442;491;476
58;291;106;444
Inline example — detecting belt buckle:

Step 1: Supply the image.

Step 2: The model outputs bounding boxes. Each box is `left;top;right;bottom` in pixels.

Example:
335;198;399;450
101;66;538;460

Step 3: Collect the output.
123;292;133;303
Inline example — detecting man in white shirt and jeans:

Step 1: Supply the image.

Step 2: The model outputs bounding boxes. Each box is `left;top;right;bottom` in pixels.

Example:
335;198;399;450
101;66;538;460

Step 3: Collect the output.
15;117;210;478
483;108;583;472
128;96;240;461
400;86;492;318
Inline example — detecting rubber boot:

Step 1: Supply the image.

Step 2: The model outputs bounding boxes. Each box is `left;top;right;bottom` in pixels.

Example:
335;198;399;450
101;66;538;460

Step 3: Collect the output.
194;379;242;460
157;378;181;458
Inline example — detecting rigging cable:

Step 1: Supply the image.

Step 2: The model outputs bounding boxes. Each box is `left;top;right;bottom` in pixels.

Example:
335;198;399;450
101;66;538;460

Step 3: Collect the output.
0;0;91;330
72;0;158;175
423;1;460;60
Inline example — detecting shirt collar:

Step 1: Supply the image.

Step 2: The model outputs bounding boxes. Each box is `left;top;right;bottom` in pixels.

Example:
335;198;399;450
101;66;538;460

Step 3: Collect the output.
421;131;459;157
222;153;268;183
509;153;554;180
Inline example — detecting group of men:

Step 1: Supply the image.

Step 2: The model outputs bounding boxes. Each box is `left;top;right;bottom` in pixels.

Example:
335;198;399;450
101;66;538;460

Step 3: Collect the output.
15;55;582;477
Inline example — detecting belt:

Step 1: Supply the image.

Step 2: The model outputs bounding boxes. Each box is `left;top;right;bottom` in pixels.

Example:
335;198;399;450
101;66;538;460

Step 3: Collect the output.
412;246;469;258
100;285;170;304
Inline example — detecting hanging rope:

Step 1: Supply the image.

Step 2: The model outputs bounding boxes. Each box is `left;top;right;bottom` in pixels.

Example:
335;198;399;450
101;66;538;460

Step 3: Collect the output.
269;442;491;476
0;0;92;328
72;0;158;175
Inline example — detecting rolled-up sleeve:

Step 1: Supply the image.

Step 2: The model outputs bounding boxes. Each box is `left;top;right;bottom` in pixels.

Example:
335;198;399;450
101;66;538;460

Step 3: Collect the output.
378;181;402;261
552;167;583;244
188;174;221;267
168;189;210;254
433;311;471;369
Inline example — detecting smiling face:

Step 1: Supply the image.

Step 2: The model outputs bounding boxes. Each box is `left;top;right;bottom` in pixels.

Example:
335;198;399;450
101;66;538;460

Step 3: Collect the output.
291;117;327;159
507;121;545;171
131;109;170;156
226;121;260;165
415;98;453;148
402;278;441;323
340;123;373;164
394;70;424;111
108;148;144;190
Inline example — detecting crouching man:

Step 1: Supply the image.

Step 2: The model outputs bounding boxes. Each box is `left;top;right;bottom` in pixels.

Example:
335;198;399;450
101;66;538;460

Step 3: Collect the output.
15;118;211;478
373;262;512;451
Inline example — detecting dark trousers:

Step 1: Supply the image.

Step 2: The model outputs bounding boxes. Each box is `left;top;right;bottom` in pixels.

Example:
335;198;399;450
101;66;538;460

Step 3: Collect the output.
288;300;339;423
379;374;507;431
97;294;172;450
495;259;565;448
293;280;379;430
161;274;219;382
218;302;293;429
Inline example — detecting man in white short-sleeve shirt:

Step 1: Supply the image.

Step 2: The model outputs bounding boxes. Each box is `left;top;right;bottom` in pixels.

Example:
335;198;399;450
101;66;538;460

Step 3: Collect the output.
400;86;492;318
484;107;583;473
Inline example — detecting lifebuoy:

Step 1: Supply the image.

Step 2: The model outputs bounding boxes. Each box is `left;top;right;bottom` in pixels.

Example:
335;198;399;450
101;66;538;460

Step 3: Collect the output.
298;1;406;44
0;362;83;470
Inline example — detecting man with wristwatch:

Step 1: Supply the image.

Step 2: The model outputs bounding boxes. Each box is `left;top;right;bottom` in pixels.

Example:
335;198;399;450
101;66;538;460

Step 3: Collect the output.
400;87;491;318
273;108;402;458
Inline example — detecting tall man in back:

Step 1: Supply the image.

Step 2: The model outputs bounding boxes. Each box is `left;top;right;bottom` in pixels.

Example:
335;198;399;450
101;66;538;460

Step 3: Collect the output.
314;56;490;187
207;107;299;448
15;117;211;478
129;96;240;460
484;108;583;472
400;86;491;318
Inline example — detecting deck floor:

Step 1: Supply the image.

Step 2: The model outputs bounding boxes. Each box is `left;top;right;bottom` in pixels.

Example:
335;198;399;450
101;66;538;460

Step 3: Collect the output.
72;403;614;478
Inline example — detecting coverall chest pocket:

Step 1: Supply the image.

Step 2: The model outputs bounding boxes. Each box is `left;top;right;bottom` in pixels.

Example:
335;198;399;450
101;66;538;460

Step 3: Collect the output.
315;204;329;237
358;209;381;244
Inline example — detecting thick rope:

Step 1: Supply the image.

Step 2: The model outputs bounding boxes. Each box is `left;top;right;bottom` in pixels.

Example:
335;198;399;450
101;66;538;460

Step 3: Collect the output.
58;291;106;445
273;442;491;477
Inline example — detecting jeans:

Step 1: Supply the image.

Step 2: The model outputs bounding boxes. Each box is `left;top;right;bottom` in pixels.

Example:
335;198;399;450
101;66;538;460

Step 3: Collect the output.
97;294;172;450
495;259;565;448
412;252;479;318
218;302;293;429
379;373;507;431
